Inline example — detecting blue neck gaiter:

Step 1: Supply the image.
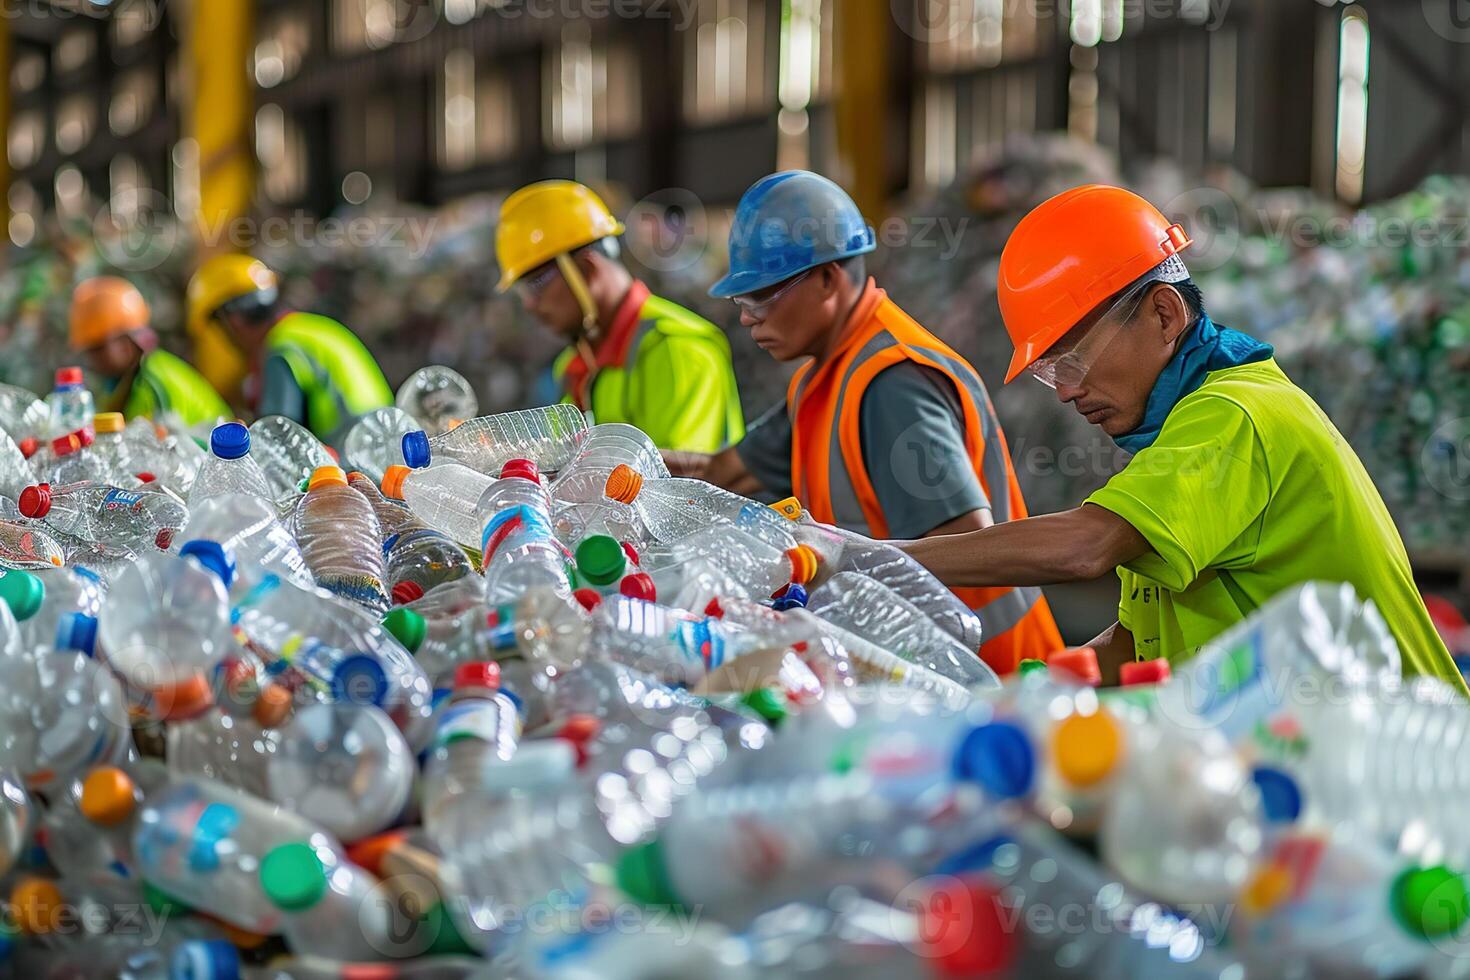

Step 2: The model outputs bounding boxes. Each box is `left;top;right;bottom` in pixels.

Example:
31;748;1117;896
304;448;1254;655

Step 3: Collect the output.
1113;315;1274;455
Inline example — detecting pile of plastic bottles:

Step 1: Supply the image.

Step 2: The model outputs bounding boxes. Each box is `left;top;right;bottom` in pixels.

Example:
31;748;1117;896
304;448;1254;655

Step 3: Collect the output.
1;364;1467;979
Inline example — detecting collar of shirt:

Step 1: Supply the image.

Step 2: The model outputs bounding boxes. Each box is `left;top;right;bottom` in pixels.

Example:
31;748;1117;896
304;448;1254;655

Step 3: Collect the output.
562;279;651;408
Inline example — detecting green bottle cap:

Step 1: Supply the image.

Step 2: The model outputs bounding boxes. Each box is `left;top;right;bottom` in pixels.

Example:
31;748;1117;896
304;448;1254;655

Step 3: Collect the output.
141;881;186;916
615;839;681;908
740;688;787;726
1018;659;1048;677
424;900;477;955
575;535;626;587
0;572;43;621
1392;865;1470;939
381;607;426;653
259;842;328;912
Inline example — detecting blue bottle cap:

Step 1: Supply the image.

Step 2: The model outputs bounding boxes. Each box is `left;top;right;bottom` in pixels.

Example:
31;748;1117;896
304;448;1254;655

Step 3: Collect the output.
56;612;98;657
171;939;240;980
402;431;431;469
1251;765;1303;824
772;583;809;611
179;540;237;590
208;422;251;461
332;654;390;707
953;720;1035;800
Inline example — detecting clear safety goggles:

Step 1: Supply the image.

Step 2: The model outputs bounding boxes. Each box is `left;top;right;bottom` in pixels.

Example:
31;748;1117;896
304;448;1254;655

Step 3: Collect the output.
731;269;812;318
514;262;561;300
1027;256;1190;390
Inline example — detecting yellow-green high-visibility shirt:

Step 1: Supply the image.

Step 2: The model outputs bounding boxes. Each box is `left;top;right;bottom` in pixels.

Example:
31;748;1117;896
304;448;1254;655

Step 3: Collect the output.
1086;358;1464;693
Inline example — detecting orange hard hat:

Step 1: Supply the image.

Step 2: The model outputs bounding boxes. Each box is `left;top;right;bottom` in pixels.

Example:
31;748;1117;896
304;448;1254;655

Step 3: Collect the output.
69;276;150;351
997;185;1192;383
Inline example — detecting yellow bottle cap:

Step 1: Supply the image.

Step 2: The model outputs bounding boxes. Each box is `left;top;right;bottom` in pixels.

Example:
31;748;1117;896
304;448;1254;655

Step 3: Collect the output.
93;412;125;434
79;766;137;826
769;498;804;521
308;465;348;490
1241;864;1293;916
1051;709;1123;788
11;877;63;935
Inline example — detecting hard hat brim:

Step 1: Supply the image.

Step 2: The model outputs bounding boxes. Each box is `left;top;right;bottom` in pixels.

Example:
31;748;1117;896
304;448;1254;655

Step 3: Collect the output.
708;240;876;300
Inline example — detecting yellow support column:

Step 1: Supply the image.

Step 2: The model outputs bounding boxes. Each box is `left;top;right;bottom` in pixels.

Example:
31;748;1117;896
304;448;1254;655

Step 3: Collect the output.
185;0;255;402
834;0;891;222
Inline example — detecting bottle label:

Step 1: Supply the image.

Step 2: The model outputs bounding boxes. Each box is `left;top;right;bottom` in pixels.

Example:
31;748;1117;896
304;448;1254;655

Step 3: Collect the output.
675;618;725;669
433;699;520;748
317;573;389;608
101;489;145;512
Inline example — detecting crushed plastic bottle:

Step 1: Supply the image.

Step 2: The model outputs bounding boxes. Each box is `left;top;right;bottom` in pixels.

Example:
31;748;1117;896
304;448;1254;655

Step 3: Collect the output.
548;423;668;504
17;482;186;552
249;415;334;508
180;495;313;591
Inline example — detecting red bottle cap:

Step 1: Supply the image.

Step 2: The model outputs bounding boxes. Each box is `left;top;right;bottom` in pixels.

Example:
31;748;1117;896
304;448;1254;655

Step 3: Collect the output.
134;471;156;483
55;366;83;385
1048;647;1102;687
18;484;51;518
1120;659;1172;687
572;588;603;612
453;661;500;692
391;581;425;605
17;437;37;459
704;597;725;619
918;875;1017;976
74;427;94;447
50;434;79;457
557;715;602;768
499;458;540;482
619;572;657;603
620;542;640;567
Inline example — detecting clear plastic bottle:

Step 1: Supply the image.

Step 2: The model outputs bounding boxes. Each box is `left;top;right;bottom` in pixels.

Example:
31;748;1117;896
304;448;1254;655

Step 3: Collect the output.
42;429;112;487
188;422;273;506
602;466;798;551
258;842;404;961
0;652;134;792
0;522;66;570
401;404;587;474
396;365;479;436
640;524;816;603
0;381;47;443
347;469;417;537
165;708;282;799
349;472;473;604
807;573;999;689
0;768;33;879
291;466;390;612
132;776;343;934
266;702;414;843
479;460;574;605
0;426;34;501
0;567;104;655
248;415;334;508
88;412;136;484
46;367;94;438
17;482;187;551
342;406;418;485
40;758;171;880
383;461;496;548
547;423;668;504
418;662;538;827
180;495;313;592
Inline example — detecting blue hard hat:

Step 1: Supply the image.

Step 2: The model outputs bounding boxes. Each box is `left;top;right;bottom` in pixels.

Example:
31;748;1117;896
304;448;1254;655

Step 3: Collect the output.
709;171;877;299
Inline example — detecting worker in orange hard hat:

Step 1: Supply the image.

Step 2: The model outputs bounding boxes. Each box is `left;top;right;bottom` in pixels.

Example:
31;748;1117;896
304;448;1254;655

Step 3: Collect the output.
903;184;1464;693
69;276;230;428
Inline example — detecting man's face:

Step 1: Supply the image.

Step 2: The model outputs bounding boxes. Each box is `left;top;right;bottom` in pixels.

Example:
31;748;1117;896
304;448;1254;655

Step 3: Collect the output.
736;268;832;363
517;263;584;341
84;334;141;378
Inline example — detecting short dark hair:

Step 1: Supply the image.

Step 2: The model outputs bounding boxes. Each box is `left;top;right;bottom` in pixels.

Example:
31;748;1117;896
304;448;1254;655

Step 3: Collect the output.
838;255;866;287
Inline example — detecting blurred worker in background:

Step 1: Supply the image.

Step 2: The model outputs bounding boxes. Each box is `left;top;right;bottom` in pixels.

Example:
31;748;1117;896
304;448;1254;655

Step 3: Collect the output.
186;255;392;445
496;180;744;453
668;170;1062;676
904;185;1464;691
69;275;229;428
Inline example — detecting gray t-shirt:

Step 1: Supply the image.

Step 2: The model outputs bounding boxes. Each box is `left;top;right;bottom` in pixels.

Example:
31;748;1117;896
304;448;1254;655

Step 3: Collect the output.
735;362;988;536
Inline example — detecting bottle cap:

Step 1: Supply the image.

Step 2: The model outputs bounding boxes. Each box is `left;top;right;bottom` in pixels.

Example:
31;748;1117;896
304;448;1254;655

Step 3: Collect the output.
769;497;805;520
79;766;137;826
180;540;237;590
1051;710;1122;788
740;688;787;725
93;412;125;435
603;464;643;503
381;464;411;499
154;674;214;721
786;545;819;584
454;661;500;692
704;597;725;619
332;655;390;707
391;580;425;605
346;831;409;877
54;366;82;386
1392;865;1470;939
56;612;98;656
75;427;94;448
141;881;183;916
134;471;155;483
954;720;1035;800
499;458;540;482
615;839;680;907
1250;766;1303;824
208;422;251;461
171;940;241;980
17;437;36;459
575;535;626;586
50;433;79;457
10;877;63;935
1048;647;1101;687
1119;659;1171;687
381;607;426;653
401;431;431;469
619;572;657;603
1018;658;1048;677
572;588;603;612
556;715;601;767
620;542;640;566
259;842;328;911
154;528;175;551
307;465;347;490
772;583;809;611
0;571;44;621
253;683;294;728
918;876;1016;976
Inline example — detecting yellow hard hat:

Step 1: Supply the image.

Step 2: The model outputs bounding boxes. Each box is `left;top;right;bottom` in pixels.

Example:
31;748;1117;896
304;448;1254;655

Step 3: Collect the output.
69;276;150;351
186;254;278;334
495;180;625;292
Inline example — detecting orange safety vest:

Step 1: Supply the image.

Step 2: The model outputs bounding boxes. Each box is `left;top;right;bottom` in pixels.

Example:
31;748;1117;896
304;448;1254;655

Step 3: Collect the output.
787;282;1064;676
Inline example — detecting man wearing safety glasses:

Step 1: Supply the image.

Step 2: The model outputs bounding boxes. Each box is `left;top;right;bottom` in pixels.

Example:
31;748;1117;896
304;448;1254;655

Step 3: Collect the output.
495;180;744;453
904;184;1462;690
668;170;1063;676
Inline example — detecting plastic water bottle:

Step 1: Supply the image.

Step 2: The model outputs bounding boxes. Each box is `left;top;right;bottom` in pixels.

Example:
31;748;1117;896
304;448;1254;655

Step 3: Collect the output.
0;382;47;442
0;769;33;879
348;472;473;604
603;466;800;551
40;758;171;880
132;776;343;934
641;524;816;603
383;461;497;548
46;367;94;438
808;573;998;689
188;422;272;507
396;574;488;684
343;406;418;485
41;430;112;487
347;469;416;536
0;427;34;502
165;708;282;799
0;652;133;792
479;460;574;604
401;404;587;474
291;466;390;612
582;596;792;688
17;482;186;551
0;567;104;655
0;523;65;571
266;702;415;843
87;412;137;483
548;423;668;504
258;842;404;961
180;495;313;592
396;365;479;436
248;415;334;507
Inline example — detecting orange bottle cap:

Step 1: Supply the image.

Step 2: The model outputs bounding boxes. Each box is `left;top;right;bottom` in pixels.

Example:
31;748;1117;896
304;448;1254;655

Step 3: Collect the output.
381;464;411;500
603;464;644;504
253;683;294;728
786;544;819;584
153;674;214;721
1051;709;1122;788
79;766;137;826
11;877;63;935
1241;864;1294;916
308;465;348;490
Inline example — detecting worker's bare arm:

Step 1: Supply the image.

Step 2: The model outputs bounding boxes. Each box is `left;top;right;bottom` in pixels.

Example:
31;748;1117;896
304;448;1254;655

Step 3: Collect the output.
899;503;1150;588
661;447;765;497
922;508;994;537
1086;621;1137;687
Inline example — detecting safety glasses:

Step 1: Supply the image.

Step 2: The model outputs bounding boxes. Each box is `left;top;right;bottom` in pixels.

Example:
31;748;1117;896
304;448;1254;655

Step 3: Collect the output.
1027;279;1154;390
514;262;561;300
731;270;812;318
